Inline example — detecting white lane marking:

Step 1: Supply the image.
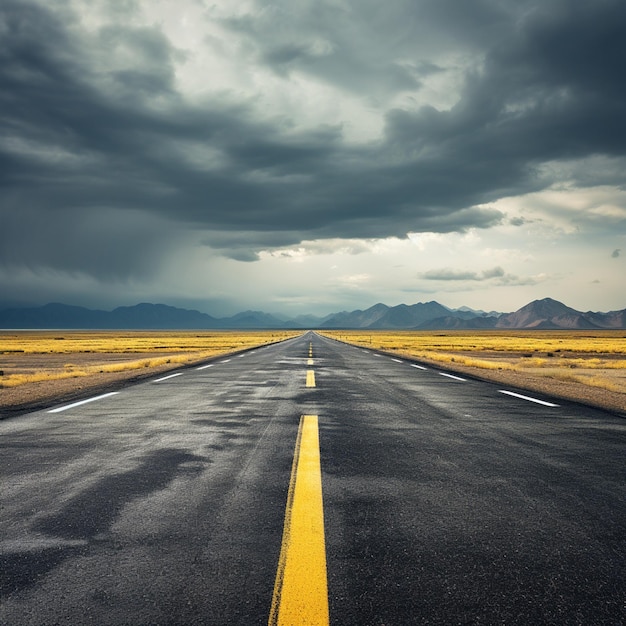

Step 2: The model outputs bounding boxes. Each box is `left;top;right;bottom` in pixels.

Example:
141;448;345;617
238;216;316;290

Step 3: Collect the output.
222;359;231;363
48;392;119;413
499;390;559;407
153;373;183;383
391;358;402;363
196;363;214;370
373;354;381;357
439;372;466;381
411;364;427;370
238;354;246;358
362;350;370;353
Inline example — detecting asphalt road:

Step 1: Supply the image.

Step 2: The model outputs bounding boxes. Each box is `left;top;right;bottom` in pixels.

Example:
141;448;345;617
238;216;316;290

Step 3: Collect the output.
1;331;625;625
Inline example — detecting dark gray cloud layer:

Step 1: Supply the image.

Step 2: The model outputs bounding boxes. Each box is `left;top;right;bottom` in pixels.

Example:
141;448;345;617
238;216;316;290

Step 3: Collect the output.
1;0;625;283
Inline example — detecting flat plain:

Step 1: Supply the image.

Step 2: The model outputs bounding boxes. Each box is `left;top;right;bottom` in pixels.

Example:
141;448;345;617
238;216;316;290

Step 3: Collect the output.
2;329;625;417
0;330;300;417
321;330;626;414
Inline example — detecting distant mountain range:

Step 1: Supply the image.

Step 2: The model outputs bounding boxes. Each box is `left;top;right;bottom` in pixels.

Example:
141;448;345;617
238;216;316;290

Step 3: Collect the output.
322;298;625;330
320;301;498;329
0;298;624;330
0;303;289;330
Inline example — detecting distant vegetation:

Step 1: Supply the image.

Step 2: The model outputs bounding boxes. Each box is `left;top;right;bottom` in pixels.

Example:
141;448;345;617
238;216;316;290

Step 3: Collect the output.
0;330;300;388
321;330;626;394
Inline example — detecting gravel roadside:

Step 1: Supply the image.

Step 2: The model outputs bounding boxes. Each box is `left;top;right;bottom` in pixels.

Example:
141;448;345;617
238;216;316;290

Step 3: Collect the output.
406;354;626;417
0;359;204;420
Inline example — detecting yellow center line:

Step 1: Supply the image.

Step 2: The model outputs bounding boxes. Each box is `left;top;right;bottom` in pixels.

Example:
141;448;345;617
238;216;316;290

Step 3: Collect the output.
307;358;314;366
306;370;316;387
269;415;329;626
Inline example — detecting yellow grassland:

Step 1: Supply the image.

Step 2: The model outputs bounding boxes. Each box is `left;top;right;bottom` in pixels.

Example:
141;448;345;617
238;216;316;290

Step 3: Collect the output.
0;330;301;388
319;330;626;395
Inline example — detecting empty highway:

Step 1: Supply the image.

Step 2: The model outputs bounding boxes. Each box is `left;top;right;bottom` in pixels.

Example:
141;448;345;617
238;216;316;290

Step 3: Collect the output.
1;331;625;625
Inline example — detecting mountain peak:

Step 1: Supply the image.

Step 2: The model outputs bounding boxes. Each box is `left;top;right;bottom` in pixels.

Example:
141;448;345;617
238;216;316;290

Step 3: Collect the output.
497;298;595;329
528;297;576;311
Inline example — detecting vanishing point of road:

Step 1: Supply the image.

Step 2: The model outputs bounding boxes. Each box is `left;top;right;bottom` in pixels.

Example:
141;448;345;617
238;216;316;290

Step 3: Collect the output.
1;331;625;624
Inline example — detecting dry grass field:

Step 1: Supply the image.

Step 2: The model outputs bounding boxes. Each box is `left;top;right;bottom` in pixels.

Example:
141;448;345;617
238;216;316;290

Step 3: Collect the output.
0;330;300;415
320;330;626;414
2;329;625;417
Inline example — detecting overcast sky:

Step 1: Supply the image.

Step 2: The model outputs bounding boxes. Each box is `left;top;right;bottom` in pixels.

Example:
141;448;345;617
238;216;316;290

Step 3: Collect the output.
1;0;625;316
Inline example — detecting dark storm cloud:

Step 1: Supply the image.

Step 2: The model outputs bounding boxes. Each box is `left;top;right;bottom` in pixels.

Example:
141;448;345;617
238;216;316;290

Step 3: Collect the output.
223;2;424;97
0;206;183;279
226;0;528;94
1;0;625;284
384;0;626;194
